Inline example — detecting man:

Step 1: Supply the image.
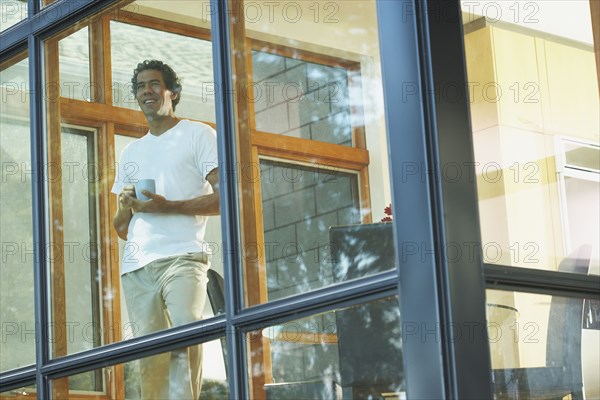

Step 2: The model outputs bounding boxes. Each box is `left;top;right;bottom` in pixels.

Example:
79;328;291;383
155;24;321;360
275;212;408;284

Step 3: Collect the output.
112;59;219;400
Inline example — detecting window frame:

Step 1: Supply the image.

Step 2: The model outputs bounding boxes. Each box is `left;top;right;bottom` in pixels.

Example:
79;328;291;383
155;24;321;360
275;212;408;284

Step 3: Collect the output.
2;1;390;398
556;137;600;261
8;0;596;399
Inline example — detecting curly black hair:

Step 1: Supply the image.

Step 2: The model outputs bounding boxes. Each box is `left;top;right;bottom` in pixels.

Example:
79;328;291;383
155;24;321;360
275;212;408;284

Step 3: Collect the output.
131;60;182;111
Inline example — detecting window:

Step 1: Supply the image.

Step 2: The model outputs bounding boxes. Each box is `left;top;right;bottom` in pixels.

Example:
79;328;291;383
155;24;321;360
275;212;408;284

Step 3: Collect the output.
50;338;227;399
463;0;599;271
462;1;600;398
0;0;27;33
0;54;34;373
7;0;575;399
557;138;600;273
220;3;409;397
0;1;408;398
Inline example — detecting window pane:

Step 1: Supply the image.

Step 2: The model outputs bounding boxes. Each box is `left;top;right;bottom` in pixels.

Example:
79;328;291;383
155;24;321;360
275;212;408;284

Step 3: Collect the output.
44;2;221;378
0;55;35;372
261;159;368;300
564;141;600;172
248;296;404;399
563;176;600;273
58;27;91;102
59;127;103;359
462;0;600;271
487;289;600;399
49;337;228;399
227;0;397;309
0;384;36;398
110;20;215;122
253;51;353;146
44;125;105;361
0;0;27;32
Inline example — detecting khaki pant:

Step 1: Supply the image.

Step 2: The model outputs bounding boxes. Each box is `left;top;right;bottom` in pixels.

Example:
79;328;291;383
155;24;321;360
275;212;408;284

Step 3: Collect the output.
122;253;209;400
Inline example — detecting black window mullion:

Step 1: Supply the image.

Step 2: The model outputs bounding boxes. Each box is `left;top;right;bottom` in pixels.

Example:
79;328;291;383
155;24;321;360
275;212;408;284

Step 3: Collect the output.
209;1;246;399
1;0;119;56
232;272;399;332
484;264;600;299
38;317;226;381
377;1;449;398
0;366;36;394
27;0;39;16
28;34;51;400
415;0;495;398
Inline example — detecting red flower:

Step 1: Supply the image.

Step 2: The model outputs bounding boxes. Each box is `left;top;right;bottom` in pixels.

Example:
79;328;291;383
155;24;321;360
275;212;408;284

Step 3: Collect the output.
381;203;393;223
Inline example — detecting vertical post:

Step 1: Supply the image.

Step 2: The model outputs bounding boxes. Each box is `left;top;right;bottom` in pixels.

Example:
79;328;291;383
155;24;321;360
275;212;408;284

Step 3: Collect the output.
29;34;51;400
377;1;448;398
44;35;70;400
419;0;493;398
210;1;247;399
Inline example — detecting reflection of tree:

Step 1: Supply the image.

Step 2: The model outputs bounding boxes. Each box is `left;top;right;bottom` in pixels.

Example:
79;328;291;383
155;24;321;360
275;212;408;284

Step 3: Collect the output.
124;360;141;399
259;298;404;399
329;223;396;281
331;224;403;397
335;297;404;397
201;379;229;400
269;313;340;385
123;361;228;399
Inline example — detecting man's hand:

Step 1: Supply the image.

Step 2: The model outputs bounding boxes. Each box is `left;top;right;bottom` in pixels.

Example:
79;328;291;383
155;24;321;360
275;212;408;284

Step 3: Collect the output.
119;168;220;216
119;186;169;213
118;185;137;210
114;184;136;240
131;191;169;213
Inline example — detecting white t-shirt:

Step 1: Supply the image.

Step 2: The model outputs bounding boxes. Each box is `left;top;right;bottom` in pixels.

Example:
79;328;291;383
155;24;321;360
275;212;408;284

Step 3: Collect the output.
111;119;218;275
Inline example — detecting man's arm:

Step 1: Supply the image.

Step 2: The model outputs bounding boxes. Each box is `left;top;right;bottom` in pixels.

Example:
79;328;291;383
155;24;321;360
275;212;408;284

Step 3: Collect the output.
113;184;135;240
129;168;220;216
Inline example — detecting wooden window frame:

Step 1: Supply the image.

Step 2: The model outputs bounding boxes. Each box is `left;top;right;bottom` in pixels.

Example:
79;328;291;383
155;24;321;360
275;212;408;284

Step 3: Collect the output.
234;27;374;399
34;6;374;399
243;37;373;305
37;9;219;399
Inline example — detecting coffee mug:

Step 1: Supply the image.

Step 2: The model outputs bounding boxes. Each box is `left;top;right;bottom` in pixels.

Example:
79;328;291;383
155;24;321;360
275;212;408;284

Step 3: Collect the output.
135;179;156;201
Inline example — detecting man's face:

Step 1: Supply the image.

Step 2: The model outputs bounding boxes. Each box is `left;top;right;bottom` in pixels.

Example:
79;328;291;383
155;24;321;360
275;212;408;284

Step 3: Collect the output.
135;69;177;120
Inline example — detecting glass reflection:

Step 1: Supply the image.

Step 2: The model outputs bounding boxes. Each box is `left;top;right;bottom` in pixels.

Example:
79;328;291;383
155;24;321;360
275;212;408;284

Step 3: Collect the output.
260;160;362;300
253;50;353;146
461;0;600;272
0;0;28;32
229;0;395;308
487;290;600;400
0;385;36;398
248;296;404;399
43;0;223;365
58;27;90;102
50;338;228;399
110;20;215;122
0;55;34;372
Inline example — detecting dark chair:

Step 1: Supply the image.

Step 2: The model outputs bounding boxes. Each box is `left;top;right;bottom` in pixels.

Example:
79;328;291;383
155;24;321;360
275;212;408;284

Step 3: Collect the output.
206;269;227;374
493;245;592;400
207;269;226;316
329;223;404;399
329;223;396;281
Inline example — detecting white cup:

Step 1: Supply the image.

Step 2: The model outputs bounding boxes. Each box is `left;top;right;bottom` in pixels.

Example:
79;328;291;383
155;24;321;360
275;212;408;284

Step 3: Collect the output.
135;179;156;201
